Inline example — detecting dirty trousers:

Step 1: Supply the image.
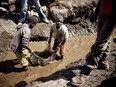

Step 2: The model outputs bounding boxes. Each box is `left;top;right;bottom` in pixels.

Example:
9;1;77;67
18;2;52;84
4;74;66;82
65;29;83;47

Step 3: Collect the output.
86;12;116;69
14;48;30;66
53;39;66;56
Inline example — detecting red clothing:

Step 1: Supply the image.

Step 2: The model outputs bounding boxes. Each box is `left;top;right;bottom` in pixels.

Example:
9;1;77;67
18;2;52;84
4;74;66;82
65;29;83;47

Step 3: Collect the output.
100;0;113;15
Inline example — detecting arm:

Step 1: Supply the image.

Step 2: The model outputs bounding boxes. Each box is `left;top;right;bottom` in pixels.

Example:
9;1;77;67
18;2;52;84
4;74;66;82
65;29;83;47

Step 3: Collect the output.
90;0;101;23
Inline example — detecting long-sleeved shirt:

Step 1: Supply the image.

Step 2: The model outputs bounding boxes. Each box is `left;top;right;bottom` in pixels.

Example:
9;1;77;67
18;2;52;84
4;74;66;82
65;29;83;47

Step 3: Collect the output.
10;23;31;53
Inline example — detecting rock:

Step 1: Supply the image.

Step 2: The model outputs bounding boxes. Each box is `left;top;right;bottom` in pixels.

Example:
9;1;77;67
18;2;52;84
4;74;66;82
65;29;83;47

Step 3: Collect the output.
26;76;69;87
0;19;16;54
31;23;51;41
49;0;97;22
0;19;16;36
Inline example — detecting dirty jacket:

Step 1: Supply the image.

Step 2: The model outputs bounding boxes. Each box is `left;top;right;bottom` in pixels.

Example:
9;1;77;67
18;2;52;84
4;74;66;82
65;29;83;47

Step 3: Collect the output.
10;24;31;53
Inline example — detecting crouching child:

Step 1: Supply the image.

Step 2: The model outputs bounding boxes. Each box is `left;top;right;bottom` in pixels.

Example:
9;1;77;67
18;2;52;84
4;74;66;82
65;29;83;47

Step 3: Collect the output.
10;15;38;71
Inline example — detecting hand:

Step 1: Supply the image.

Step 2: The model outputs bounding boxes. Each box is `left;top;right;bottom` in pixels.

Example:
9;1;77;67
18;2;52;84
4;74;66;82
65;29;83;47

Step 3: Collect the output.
22;46;32;53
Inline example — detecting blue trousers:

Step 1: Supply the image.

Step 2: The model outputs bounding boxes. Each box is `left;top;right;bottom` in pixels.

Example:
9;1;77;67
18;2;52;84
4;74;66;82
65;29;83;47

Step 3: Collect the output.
19;0;47;23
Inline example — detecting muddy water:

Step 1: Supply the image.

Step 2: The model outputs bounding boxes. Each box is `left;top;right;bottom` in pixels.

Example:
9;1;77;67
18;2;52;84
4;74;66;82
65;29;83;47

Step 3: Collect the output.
0;34;115;87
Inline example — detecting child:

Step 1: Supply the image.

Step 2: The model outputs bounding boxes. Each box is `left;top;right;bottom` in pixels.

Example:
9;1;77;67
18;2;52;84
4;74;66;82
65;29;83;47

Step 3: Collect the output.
48;15;69;59
10;15;38;71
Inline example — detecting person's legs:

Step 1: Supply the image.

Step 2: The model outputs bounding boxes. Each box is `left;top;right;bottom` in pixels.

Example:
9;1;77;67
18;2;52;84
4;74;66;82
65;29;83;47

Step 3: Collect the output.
32;0;49;23
19;0;30;23
53;39;59;52
21;48;30;66
97;12;105;35
98;40;111;69
14;48;30;67
86;13;115;70
14;51;22;65
59;42;66;59
71;13;116;86
14;51;28;71
85;12;106;70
